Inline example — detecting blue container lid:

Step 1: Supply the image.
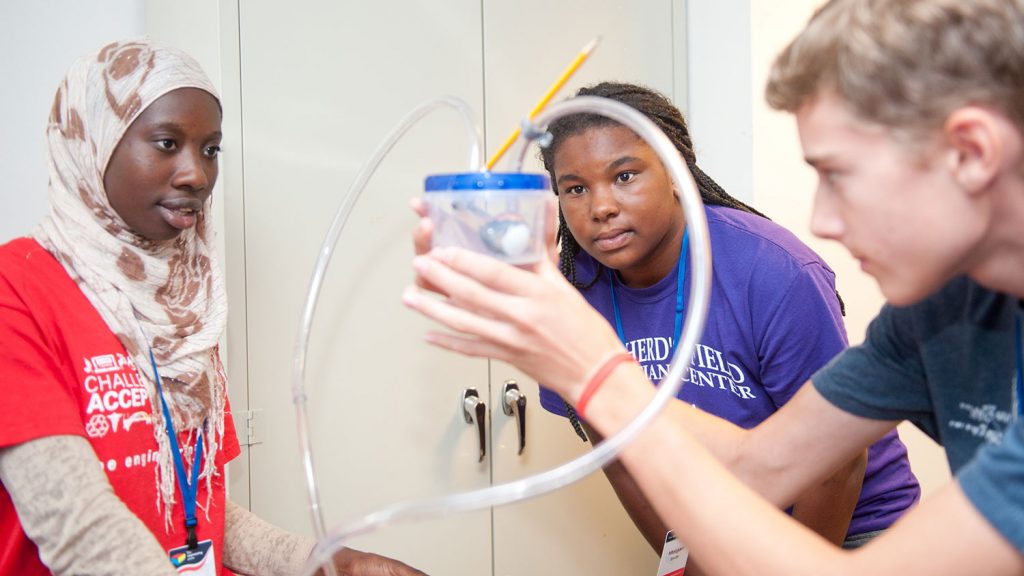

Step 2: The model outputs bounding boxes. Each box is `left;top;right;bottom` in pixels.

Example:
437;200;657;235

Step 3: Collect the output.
425;171;550;192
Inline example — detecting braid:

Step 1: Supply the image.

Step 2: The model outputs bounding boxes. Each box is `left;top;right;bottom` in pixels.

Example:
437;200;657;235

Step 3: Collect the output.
557;210;602;289
558;210;601;439
540;82;770;216
542;81;770;289
689;163;769;219
543;82;845;440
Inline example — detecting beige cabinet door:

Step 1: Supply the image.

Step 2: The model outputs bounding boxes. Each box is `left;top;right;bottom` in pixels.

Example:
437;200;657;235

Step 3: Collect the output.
483;3;680;573
231;0;685;573
235;1;493;572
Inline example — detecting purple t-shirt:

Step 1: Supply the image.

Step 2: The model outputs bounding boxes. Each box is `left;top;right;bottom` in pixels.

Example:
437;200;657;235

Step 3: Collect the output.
540;205;920;536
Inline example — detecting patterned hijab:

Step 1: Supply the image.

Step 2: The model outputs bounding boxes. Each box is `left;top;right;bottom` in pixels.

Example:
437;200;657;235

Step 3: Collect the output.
34;39;228;529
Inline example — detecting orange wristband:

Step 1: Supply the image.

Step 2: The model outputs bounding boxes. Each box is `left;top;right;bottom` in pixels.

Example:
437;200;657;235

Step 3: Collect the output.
576;352;635;418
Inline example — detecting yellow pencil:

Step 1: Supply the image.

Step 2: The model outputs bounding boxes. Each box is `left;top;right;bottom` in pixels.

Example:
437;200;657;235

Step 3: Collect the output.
485;37;601;171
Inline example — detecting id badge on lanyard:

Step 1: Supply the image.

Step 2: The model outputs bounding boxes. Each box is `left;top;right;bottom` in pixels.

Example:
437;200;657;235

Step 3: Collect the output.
169;540;217;575
656;530;689;576
149;348;217;575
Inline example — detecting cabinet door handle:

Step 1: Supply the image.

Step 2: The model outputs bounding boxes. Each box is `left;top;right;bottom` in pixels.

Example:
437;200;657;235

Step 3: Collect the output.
502;380;527;455
461;388;486;462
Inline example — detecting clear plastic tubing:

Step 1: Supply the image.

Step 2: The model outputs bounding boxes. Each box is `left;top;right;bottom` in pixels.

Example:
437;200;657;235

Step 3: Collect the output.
296;96;711;576
291;96;482;576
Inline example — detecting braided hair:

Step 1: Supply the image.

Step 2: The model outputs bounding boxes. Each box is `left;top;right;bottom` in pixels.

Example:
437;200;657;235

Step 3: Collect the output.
539;81;767;290
539;82;843;441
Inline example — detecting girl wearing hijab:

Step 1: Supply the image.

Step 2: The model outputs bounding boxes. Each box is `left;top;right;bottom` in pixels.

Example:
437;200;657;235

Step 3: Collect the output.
0;39;424;576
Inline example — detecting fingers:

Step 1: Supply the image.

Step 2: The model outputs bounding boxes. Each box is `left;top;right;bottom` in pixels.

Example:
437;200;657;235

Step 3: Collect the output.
410;198;446;294
415;248;547;302
410;198;433;257
409;196;428;217
423;328;515;363
402;285;527;365
403;278;514;340
404;249;626;400
407;247;584;355
329;547;429;576
411;195;561;297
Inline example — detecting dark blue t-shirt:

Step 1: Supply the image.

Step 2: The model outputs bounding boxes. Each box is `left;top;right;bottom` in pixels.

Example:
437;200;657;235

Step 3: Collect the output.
541;205;920;536
814;275;1024;551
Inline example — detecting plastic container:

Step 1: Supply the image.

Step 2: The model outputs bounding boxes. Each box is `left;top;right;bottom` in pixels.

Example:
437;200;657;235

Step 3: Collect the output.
424;172;550;264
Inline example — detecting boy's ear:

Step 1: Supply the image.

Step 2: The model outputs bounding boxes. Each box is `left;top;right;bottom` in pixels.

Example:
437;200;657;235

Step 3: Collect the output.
943;107;1004;194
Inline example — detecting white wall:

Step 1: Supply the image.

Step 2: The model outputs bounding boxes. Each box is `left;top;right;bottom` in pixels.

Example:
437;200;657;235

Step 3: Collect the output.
686;0;753;203
0;1;145;241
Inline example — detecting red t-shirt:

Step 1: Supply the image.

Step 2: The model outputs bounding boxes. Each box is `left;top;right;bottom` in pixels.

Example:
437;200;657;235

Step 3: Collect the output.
0;238;241;575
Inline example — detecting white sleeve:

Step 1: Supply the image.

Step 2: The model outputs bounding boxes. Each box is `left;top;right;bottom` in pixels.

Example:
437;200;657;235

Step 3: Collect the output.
222;499;316;576
0;435;177;576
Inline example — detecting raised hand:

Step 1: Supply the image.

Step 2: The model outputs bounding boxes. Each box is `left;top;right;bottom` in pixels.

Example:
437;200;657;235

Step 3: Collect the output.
321;547;429;576
402;234;625;405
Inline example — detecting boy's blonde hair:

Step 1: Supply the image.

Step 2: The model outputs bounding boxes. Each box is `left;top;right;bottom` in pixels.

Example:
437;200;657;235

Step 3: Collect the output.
766;0;1024;140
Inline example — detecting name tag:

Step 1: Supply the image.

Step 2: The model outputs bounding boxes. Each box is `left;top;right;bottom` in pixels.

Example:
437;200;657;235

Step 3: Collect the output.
656;530;688;576
168;539;216;576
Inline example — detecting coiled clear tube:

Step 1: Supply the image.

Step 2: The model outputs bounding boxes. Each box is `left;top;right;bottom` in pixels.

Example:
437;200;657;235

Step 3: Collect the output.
296;96;711;576
291;96;482;576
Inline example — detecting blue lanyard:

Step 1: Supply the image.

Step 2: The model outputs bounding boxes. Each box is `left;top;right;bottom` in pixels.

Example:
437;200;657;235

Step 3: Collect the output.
148;348;204;549
1016;315;1022;418
609;228;689;357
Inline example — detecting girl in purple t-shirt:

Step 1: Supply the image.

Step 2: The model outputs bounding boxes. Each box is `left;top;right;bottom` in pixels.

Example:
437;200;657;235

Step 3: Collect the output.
535;82;920;558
